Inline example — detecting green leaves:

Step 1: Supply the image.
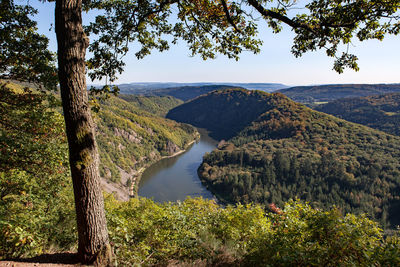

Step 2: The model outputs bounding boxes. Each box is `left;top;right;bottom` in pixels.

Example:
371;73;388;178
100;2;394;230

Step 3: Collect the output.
104;196;400;265
291;0;400;72
0;84;65;174
84;0;262;84
0;1;57;91
0;84;75;259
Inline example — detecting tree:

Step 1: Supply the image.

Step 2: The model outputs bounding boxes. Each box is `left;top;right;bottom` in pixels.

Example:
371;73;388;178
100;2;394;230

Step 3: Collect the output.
53;0;262;264
0;0;57;89
3;0;400;265
54;1;113;265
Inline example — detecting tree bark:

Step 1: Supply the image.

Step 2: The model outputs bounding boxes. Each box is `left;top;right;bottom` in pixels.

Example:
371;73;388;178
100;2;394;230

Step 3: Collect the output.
55;0;112;265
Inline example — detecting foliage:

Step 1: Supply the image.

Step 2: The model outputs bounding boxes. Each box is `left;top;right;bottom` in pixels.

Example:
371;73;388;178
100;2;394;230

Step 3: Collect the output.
84;0;261;85
243;0;400;72
104;196;400;266
169;88;400;228
167;88;275;140
245;200;400;266
316;92;400;136
82;0;400;87
0;84;61;173
0;1;57;91
0;85;75;259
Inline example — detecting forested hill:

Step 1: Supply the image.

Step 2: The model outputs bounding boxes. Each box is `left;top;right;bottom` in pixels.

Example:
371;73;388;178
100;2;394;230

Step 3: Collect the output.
168;88;400;227
166;89;277;139
118;94;183;116
277;84;400;104
150;85;243;101
315;93;400;136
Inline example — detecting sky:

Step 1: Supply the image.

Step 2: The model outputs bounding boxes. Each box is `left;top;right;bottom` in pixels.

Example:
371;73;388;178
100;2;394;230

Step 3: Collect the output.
30;1;400;86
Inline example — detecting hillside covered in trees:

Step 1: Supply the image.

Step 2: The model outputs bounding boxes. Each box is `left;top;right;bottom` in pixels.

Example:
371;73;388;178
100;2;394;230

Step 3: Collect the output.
278;84;400;104
167;89;274;140
315;93;400;136
118;94;183;117
169;88;400;227
150;85;242;101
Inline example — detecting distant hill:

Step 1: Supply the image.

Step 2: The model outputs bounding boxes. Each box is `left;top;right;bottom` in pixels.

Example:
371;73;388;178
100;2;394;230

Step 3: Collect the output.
168;88;400;227
278;84;400;104
110;82;288;95
316;93;400;136
118;94;183;116
167;89;276;139
221;83;289;92
150;85;242;101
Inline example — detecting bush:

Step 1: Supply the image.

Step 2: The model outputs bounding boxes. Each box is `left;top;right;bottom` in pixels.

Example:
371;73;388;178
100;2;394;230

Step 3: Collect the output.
104;196;400;266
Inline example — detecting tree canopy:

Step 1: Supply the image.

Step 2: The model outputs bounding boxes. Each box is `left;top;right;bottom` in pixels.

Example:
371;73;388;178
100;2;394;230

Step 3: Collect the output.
0;0;57;91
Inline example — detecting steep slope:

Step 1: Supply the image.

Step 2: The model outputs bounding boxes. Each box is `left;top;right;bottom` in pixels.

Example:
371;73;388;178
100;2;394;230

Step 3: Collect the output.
1;81;198;201
169;88;400;227
278;84;400;104
96;96;198;199
315;93;400;136
167;89;274;140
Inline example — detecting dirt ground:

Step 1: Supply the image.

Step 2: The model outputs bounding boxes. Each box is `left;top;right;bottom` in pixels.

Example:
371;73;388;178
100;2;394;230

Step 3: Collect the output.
0;253;82;267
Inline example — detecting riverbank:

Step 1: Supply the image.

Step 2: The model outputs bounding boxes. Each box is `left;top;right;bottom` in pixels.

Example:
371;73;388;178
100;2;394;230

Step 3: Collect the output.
129;139;197;196
137;128;218;202
101;135;199;201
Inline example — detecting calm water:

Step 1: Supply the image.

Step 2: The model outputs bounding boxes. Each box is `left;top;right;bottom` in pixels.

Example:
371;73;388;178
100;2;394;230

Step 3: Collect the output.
138;128;218;202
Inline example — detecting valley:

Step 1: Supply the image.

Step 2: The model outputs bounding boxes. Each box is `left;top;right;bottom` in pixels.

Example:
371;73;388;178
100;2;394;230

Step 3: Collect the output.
3;81;400;264
97;85;400;228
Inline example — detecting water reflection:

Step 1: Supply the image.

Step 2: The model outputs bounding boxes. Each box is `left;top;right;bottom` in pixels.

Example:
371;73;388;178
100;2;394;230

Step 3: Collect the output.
138;128;218;202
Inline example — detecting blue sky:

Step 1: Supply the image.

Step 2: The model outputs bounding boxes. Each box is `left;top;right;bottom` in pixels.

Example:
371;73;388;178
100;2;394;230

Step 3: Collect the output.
32;1;400;86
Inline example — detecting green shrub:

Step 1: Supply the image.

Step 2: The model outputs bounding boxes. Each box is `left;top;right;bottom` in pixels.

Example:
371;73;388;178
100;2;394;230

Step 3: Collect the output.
0;87;76;258
104;196;400;266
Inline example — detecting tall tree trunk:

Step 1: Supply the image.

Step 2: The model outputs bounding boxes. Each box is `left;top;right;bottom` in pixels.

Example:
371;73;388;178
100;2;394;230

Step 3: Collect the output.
55;0;112;265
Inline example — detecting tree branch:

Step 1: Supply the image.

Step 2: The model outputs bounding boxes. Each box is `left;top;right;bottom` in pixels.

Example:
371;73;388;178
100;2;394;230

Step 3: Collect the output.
246;0;314;32
220;0;241;32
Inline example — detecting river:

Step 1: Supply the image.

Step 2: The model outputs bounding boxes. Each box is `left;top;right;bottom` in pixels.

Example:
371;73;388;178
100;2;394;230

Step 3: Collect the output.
138;128;218;202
